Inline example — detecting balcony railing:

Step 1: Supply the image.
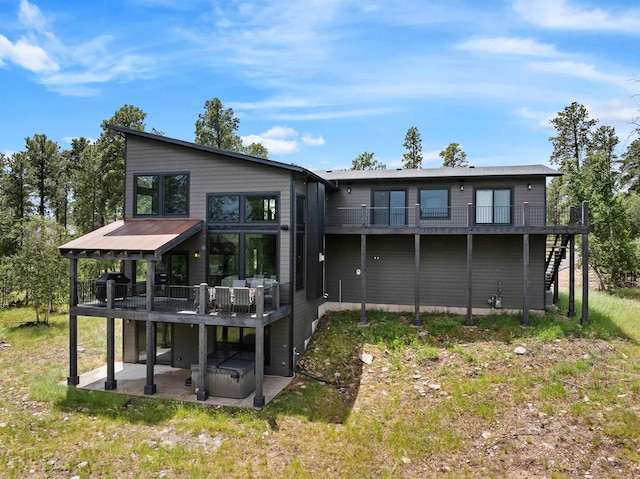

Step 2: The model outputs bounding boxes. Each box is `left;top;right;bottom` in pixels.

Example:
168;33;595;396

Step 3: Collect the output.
325;204;583;229
75;279;289;315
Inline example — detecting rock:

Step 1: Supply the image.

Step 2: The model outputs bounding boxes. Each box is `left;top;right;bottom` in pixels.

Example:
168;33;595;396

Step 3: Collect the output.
401;456;411;464
428;384;441;391
481;431;492;440
514;346;527;355
360;352;373;365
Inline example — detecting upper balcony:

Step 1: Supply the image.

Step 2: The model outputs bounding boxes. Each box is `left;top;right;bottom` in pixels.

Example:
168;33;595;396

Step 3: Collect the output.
325;203;588;235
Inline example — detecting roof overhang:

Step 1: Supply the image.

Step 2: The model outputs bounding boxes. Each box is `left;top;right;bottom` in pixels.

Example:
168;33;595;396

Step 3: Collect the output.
59;219;203;260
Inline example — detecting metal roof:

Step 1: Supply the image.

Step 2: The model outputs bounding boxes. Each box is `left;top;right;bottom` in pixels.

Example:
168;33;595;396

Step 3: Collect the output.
315;164;561;182
59;219;203;260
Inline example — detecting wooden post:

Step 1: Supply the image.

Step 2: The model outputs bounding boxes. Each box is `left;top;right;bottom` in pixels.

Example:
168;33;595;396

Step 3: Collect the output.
522;203;530;327
196;322;208;401
465;204;474;326
359;234;368;325
105;316;117;390
144;259;156;395
568;234;576;316
581;202;589;324
413;233;421;327
67;258;79;386
254;285;265;408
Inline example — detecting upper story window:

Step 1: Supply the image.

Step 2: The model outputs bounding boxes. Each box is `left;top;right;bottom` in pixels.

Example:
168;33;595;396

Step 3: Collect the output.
135;173;188;216
420;188;449;218
372;190;407;225
475;188;511;224
208;193;279;224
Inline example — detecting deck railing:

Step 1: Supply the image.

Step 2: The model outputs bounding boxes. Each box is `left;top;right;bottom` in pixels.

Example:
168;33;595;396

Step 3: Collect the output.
325;204;583;229
75;279;290;315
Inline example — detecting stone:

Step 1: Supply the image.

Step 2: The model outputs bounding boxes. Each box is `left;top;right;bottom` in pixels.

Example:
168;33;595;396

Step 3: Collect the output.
360;352;373;365
514;346;527;355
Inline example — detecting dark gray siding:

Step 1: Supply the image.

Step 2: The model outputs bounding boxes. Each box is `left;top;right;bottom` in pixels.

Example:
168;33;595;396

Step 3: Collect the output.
326;233;546;310
326;177;547;211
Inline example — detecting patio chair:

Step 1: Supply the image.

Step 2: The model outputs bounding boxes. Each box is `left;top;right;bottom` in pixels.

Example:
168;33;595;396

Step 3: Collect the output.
249;278;264;288
214;286;232;312
233;286;253;313
233;279;246;288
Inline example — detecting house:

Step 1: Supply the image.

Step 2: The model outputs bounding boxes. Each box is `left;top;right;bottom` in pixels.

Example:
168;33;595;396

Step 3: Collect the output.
59;127;589;408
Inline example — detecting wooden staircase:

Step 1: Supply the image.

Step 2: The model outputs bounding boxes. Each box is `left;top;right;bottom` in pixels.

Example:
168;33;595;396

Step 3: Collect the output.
545;234;570;291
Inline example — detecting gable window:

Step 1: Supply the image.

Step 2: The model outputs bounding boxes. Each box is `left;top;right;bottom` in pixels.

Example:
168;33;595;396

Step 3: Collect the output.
475;188;511;224
420;188;449;218
208;195;240;222
135;173;188;216
372;190;407;225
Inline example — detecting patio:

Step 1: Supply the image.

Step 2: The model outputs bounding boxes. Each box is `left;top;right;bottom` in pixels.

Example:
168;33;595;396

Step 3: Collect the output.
74;362;294;408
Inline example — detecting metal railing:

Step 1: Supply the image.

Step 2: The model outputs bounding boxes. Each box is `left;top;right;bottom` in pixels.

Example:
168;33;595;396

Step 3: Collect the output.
75;279;289;315
326;204;583;229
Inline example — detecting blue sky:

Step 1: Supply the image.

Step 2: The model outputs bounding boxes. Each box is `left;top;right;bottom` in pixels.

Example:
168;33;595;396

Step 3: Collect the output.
1;0;639;171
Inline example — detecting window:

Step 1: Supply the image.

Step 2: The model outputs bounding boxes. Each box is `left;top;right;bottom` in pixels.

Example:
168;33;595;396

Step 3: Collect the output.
246;195;277;222
208;194;278;224
420;188;449;218
476;188;511;224
135;173;188;216
208;195;240;222
295;195;306;291
372;190;407;225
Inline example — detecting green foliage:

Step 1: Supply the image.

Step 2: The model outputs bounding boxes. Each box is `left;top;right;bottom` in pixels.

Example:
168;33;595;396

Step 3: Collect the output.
244;142;269;159
620;138;640;193
440;142;468;167
24;133;61;218
194;97;243;151
351;151;386;170
402;126;422;169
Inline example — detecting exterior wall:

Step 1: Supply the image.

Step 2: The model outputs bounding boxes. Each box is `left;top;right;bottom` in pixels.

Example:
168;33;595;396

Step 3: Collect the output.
123;135;293;287
326;176;546;211
325;233;546;311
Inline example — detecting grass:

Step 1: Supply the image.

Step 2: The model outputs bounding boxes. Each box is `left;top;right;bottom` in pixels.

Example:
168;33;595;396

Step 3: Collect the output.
1;289;640;477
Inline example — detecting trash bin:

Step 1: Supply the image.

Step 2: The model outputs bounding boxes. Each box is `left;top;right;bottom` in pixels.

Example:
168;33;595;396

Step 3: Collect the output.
96;272;130;301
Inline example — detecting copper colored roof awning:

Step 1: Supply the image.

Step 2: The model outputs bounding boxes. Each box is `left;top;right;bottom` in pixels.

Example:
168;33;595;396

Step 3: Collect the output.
59;219;203;260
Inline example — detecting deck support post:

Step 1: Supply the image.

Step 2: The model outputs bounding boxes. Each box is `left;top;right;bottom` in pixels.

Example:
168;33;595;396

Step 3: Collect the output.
568;234;576;316
359;234;368;326
413;232;421;327
581;201;589;324
254;286;265;408
105;316;117;390
465;204;474;326
144;259;156;395
196;322;208;401
522;203;531;327
67;258;79;386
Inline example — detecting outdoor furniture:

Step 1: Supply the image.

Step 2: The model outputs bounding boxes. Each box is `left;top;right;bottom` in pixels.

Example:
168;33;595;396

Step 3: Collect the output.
233;286;253;313
214;286;232;312
249;278;264;288
233;279;246;288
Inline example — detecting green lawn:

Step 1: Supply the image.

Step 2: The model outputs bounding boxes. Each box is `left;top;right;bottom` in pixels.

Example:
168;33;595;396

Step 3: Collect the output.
1;289;639;478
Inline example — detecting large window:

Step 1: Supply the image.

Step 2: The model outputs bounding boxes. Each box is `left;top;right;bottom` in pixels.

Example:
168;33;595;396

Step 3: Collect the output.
420;188;449;218
475;188;512;224
208;233;277;286
208;193;278;224
135;173;188;216
372;190;407;225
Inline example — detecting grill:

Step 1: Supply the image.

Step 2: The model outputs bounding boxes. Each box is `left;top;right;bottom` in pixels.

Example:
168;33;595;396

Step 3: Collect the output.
96;272;130;301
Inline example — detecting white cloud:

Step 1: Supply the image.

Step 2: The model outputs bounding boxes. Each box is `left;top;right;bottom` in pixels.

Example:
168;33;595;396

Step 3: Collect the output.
528;61;633;90
19;0;48;33
301;133;325;146
514;0;640;34
0;34;59;73
241;126;325;156
458;36;559;57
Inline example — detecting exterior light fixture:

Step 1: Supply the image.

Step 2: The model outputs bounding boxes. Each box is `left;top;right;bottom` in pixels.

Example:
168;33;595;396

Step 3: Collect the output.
347;186;351;193
460;185;464;191
194;251;200;259
527;183;532;190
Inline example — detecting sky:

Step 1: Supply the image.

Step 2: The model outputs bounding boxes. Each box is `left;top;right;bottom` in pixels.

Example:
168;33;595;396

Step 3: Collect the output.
0;0;639;171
